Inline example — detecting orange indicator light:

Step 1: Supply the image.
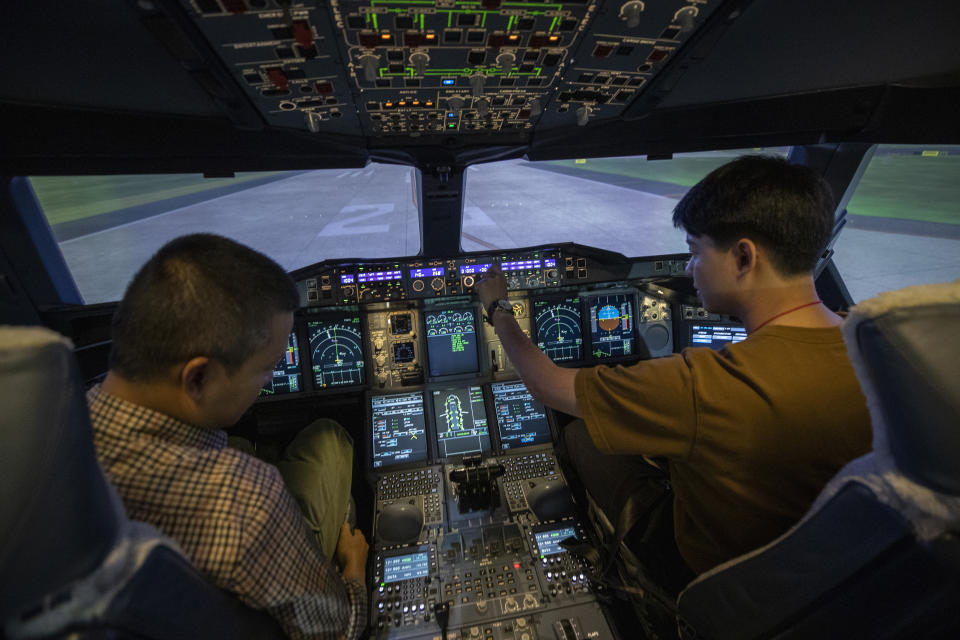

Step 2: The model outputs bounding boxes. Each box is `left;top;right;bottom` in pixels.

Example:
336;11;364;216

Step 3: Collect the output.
548;35;560;42
385;101;394;107
412;100;421;105
508;34;519;41
425;101;434;106
381;33;392;41
425;33;436;40
398;100;407;106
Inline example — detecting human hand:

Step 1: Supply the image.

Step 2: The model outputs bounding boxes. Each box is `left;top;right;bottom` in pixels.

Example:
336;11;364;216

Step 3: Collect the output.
476;265;509;311
335;522;369;584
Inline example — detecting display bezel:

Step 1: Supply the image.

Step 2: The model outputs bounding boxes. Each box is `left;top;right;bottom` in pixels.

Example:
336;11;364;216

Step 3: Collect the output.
584;289;641;364
531;293;587;366
257;322;307;402
421;305;482;380
685;320;748;350
305;312;368;392
488;379;556;452
366;389;432;471
427;384;493;461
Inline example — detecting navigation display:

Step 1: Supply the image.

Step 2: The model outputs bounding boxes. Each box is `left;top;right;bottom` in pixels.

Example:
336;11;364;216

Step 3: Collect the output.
534;526;577;557
690;323;747;349
260;331;301;396
534;296;583;362
424;308;479;377
371;392;428;468
588;293;636;360
491;381;552;449
431;386;490;457
308;317;365;388
383;552;430;584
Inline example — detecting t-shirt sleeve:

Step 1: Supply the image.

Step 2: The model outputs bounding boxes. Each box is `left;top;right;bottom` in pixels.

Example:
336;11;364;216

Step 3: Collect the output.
574;353;698;460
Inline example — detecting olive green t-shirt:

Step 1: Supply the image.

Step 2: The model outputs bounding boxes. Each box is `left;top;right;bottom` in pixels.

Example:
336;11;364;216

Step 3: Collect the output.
574;324;871;574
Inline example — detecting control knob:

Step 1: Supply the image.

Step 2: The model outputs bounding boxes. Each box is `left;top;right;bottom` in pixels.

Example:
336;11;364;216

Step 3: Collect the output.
410;51;430;76
430;277;445;291
447;96;465;115
576;105;591;126
359;53;380;82
676;6;698;32
469;73;486;97
412;279;425;292
462;275;476;288
496;51;516;73
475;98;490;118
620;1;646;28
529;98;542;117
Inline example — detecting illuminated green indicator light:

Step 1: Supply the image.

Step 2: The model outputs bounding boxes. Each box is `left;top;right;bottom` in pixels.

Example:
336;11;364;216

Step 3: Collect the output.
448;123;456;128
372;13;379;29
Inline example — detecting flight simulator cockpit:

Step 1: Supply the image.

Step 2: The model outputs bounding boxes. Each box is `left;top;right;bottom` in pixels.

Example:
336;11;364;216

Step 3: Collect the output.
2;0;959;638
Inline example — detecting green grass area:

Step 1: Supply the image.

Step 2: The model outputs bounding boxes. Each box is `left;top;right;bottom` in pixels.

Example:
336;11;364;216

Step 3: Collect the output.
549;156;733;189
30;172;282;226
550;151;960;225
846;154;960;224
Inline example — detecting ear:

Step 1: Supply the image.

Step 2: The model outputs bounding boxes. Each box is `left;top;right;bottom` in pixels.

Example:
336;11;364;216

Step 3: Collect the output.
180;356;212;403
732;238;758;277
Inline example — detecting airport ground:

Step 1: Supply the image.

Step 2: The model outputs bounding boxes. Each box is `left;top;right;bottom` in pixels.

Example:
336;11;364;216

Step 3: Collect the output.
30;149;960;305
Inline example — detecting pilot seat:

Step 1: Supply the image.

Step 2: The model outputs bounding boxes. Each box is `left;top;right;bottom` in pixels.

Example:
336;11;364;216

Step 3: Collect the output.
0;326;285;639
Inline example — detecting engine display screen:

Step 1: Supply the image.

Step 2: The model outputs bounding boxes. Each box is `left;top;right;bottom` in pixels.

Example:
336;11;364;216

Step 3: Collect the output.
491;380;552;449
689;323;747;349
383;552;430;584
424;308;479;377
534;527;577;557
587;293;636;360
371;392;428;468
260;331;301;396
431;386;490;457
308;317;365;388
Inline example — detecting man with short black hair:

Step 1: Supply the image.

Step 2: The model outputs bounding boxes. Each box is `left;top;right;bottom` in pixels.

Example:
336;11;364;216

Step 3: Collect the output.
89;233;368;640
477;155;871;582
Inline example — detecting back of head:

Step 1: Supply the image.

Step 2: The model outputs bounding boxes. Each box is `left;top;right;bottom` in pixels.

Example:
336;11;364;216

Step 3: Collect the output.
673;155;835;276
109;234;298;381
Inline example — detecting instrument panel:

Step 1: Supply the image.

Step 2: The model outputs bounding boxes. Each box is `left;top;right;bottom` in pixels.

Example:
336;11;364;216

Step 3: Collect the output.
263;244;690;400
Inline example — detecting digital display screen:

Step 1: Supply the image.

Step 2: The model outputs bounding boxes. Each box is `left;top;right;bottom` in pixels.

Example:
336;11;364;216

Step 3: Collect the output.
690;323;747;349
458;263;492;275
357;270;402;283
410;267;444;279
534;527;577;557
501;260;541;271
431;386;490;457
393;341;415;363
588;294;636;360
308;317;365;388
340;274;355;284
491;381;552;449
260;331;301;396
383;552;430;583
371;392;428;468
424;309;479;377
544;258;557;268
534;296;583;362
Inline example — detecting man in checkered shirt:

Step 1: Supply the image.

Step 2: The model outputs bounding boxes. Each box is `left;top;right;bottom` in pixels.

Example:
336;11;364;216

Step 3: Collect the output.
87;234;368;639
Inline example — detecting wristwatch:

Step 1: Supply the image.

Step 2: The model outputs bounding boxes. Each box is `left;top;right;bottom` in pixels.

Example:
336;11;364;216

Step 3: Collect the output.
486;299;514;322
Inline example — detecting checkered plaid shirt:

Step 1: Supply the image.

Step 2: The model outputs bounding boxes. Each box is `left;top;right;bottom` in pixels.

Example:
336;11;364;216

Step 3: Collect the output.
87;385;366;640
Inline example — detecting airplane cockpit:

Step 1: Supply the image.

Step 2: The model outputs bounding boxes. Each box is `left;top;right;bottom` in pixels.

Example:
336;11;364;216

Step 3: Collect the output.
2;1;959;639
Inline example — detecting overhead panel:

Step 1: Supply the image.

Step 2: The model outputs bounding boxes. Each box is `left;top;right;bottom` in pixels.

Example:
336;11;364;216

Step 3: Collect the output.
179;0;717;139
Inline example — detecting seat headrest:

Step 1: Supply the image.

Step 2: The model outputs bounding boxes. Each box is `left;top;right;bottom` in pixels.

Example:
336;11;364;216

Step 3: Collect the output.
842;280;960;495
0;326;122;621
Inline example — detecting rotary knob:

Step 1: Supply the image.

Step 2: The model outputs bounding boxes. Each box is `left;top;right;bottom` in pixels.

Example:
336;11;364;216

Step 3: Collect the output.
475;98;490;117
409;51;430;76
529;98;542;117
358;53;380;82
469;73;486;97
430;277;445;291
412;279;425;292
496;51;516;73
620;1;645;28
446;96;465;115
576;105;591;126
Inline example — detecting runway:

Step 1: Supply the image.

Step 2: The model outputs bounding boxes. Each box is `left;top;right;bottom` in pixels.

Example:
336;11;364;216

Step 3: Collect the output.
55;159;960;304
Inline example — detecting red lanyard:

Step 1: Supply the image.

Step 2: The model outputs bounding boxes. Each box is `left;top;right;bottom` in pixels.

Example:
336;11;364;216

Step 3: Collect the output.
752;300;823;333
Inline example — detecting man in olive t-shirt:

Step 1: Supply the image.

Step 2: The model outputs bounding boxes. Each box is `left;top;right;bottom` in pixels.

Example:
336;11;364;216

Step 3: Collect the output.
476;155;871;579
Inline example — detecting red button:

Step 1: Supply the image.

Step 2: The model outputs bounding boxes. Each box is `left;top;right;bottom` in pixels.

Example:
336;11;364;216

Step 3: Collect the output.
292;21;313;48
